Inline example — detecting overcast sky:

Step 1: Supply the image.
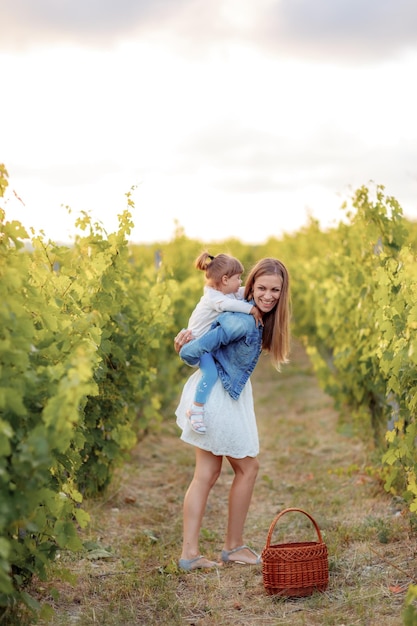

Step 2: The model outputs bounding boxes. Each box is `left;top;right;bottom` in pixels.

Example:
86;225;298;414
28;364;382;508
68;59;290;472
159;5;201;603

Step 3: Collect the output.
1;0;417;244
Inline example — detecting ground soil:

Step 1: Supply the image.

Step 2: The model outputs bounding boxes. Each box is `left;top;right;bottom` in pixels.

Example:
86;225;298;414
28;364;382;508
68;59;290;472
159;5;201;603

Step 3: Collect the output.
31;340;416;625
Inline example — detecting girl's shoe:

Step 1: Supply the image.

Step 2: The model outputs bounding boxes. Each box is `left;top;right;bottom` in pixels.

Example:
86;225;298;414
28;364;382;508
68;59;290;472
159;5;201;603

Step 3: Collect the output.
186;407;206;434
221;545;261;565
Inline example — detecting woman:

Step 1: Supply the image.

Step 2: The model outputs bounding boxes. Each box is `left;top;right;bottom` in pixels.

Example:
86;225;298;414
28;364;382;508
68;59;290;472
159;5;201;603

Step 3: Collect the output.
174;258;291;571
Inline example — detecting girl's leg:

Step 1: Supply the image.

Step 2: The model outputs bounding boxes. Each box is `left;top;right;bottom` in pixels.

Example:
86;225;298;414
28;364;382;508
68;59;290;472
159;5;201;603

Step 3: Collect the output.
194;353;218;404
187;354;218;434
222;455;260;564
181;448;223;567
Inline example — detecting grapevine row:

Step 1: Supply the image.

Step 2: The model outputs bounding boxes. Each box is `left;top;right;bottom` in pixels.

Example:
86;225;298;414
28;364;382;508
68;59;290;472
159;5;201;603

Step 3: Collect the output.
0;166;181;613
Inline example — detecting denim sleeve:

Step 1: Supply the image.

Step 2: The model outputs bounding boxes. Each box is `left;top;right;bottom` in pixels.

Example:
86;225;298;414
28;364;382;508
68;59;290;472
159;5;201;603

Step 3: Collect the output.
179;313;250;366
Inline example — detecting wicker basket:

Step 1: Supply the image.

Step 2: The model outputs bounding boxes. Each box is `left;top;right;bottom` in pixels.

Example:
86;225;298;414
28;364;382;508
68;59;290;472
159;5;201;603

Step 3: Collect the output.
261;507;328;597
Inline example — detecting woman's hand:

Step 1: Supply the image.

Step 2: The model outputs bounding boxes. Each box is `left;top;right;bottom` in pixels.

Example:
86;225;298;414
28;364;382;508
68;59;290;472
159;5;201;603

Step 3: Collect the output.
174;328;194;353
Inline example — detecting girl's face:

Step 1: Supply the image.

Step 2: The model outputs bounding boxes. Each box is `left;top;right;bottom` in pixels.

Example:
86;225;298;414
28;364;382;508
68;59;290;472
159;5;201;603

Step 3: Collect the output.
221;273;242;294
252;273;283;314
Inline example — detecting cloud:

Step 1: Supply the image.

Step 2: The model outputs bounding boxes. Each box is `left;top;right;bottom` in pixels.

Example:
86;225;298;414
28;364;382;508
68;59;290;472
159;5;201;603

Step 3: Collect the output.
175;116;417;217
258;0;417;61
2;0;417;63
12;160;121;188
0;0;192;49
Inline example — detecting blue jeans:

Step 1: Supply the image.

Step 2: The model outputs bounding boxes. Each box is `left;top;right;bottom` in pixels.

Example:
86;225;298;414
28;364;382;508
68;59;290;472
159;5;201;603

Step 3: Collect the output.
180;312;262;400
194;353;218;404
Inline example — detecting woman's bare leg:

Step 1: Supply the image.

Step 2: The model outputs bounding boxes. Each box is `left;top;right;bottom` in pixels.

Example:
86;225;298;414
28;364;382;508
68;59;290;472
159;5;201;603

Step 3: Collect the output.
223;455;259;563
181;448;223;565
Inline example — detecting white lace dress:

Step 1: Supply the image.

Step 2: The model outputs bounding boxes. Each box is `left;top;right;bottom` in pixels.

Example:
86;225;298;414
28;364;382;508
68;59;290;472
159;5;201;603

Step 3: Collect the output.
175;369;259;458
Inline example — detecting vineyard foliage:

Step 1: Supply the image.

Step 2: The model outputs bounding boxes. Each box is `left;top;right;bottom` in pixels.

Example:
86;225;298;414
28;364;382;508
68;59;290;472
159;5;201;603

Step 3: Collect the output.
1;162;417;616
277;186;417;512
0;166;180;610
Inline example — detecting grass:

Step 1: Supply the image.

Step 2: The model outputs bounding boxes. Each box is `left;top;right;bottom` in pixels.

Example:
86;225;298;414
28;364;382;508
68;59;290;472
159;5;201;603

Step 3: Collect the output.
15;340;417;625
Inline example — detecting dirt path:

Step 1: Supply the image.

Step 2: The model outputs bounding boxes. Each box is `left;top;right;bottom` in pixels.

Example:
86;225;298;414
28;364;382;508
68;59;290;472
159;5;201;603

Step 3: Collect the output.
34;340;413;625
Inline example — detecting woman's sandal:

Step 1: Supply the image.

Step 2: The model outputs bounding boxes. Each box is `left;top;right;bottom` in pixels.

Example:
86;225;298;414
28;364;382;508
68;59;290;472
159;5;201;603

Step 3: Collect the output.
221;545;261;565
178;555;218;571
186;408;207;435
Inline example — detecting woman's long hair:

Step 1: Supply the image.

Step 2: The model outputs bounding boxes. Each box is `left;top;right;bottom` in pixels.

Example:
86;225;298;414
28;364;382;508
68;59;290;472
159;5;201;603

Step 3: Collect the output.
244;257;291;368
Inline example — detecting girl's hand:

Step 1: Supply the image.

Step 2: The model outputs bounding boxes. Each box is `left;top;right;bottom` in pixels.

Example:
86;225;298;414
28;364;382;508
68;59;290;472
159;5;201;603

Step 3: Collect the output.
174;328;194;353
250;306;264;327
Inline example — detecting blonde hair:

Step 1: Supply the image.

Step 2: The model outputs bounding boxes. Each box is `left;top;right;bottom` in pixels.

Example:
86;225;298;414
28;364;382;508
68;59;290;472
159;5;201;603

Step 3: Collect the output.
195;251;244;289
244;257;291;368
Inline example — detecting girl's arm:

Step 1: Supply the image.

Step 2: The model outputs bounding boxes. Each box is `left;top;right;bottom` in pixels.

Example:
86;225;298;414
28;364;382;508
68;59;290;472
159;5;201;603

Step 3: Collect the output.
205;288;252;314
206;288;262;325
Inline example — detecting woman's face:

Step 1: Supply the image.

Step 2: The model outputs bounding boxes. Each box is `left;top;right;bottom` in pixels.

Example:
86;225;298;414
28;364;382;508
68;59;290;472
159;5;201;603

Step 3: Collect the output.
252;273;283;314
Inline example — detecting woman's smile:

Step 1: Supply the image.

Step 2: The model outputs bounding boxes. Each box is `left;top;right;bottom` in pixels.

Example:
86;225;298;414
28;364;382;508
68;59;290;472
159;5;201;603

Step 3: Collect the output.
259;298;276;310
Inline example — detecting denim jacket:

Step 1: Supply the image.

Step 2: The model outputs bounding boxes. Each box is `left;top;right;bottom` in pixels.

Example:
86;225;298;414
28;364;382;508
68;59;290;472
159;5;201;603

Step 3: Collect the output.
179;311;263;400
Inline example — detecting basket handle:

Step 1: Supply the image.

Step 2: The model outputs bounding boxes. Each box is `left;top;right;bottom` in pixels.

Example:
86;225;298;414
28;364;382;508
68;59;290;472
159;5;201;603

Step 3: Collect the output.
265;507;324;548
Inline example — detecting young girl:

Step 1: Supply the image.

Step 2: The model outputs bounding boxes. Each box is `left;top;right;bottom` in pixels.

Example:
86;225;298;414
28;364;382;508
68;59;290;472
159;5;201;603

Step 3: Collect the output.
183;251;262;435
